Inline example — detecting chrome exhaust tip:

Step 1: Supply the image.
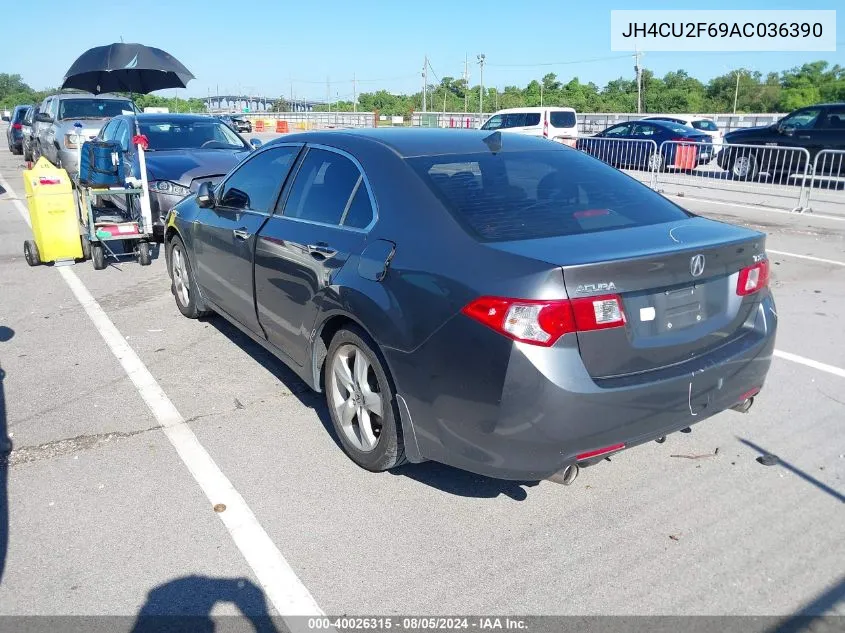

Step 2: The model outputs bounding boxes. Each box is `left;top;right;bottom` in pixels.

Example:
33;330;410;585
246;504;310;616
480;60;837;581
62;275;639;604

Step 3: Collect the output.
731;397;754;413
547;464;579;486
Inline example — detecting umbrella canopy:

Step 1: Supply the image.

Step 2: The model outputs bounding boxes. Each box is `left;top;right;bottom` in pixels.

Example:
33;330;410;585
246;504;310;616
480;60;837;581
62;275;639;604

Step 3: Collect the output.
61;43;194;94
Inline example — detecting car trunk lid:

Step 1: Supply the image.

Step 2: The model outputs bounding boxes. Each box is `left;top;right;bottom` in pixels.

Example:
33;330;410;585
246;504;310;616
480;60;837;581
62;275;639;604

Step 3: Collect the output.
491;217;767;379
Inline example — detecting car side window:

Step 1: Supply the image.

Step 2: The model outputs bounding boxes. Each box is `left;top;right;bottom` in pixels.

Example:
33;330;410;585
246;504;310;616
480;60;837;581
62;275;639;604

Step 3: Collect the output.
281;148;367;227
114;122;131;152
218;146;300;212
781;108;822;131
482;115;503;131
49;99;59;120
524;113;541;126
100;119;118;141
631;123;657;137
603;124;631;137
822;106;845;129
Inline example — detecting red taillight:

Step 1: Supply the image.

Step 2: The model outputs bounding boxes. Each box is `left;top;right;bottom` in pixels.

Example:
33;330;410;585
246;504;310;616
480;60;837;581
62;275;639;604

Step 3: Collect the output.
577;443;625;461
12;123;22;130
671;136;696;142
736;260;770;296
461;294;626;347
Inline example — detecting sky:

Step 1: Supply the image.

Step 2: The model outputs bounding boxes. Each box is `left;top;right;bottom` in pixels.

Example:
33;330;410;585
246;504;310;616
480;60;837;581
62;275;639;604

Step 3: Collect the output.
2;0;843;101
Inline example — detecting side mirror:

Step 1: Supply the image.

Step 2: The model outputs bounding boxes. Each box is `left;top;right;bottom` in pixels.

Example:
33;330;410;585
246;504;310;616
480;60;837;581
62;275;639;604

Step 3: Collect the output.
249;138;262;150
35;112;53;123
196;181;215;208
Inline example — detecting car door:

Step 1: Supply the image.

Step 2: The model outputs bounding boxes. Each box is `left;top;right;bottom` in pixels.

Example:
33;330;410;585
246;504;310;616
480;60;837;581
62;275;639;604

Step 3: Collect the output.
772;106;823;172
193;144;303;335
44;98;61;163
814;105;845;175
593;123;633;165
254;145;376;366
629;122;661;167
34;98;52;157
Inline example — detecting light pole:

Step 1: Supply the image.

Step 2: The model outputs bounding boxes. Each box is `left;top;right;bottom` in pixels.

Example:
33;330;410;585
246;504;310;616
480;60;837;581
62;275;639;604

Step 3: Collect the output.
477;53;486;121
733;70;745;114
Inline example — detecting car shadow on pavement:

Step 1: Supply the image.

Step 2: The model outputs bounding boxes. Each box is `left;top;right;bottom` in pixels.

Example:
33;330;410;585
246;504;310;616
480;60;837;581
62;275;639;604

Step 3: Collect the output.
0;325;14;585
737;437;845;504
208;317;542;500
767;574;845;632
129;575;282;633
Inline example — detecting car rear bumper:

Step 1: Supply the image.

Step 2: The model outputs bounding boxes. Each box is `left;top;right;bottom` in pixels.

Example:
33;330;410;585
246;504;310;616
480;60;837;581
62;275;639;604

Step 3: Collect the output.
389;292;777;481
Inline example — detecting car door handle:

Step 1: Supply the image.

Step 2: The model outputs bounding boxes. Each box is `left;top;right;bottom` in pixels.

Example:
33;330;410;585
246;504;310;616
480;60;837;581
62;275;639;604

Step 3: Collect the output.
233;229;250;240
307;242;336;256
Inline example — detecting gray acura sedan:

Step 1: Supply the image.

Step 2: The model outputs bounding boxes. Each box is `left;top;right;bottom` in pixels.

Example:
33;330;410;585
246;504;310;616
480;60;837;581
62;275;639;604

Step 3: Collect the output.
164;129;777;483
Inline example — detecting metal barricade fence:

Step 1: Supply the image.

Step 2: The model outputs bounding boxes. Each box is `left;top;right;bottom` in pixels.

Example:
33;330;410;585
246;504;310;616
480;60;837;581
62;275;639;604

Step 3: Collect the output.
653;141;811;212
803;149;845;214
573;136;659;188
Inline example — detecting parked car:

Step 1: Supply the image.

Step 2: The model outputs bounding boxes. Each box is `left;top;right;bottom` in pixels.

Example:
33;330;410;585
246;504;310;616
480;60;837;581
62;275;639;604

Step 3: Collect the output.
21;105;39;161
95;113;260;241
718;103;845;180
5;105;31;155
481;107;578;146
163;129;776;482
218;114;252;133
643;115;723;151
578;119;714;170
33;92;138;176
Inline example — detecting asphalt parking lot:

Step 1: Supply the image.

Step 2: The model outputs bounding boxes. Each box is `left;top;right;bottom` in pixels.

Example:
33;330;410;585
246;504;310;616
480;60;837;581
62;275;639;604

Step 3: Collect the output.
0;128;844;628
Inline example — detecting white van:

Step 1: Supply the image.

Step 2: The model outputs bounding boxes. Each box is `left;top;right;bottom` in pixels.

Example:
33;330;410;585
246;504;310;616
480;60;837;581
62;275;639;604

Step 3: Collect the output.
480;107;579;146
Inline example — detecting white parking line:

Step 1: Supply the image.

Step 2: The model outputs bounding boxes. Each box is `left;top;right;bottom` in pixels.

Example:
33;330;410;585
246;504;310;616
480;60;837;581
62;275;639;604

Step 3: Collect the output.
767;249;845;267
0;172;325;630
665;194;845;223
773;350;845;379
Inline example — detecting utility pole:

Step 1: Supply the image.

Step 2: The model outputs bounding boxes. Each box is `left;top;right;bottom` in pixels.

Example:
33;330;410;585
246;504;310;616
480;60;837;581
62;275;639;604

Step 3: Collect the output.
326;76;330;111
733;70;743;114
633;47;643;114
422;55;428;113
540;82;544;107
477;53;486;120
463;53;469;114
353;73;357;112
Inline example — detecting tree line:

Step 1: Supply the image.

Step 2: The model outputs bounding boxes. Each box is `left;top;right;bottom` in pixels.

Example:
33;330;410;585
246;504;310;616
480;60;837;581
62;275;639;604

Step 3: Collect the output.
3;61;843;117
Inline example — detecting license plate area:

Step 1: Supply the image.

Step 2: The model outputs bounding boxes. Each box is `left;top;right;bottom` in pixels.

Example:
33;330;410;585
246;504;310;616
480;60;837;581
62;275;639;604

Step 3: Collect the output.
654;284;705;333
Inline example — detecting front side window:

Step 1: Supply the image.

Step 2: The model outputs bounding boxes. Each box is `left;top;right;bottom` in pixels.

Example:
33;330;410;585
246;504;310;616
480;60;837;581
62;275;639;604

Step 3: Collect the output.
481;115;503;131
603;124;631;137
282;148;372;228
780;108;822;131
218;146;299;212
115;122;131;152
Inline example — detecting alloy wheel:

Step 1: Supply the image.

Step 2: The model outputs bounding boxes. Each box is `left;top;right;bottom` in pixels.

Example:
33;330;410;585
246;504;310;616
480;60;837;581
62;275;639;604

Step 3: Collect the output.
171;245;190;306
330;344;384;452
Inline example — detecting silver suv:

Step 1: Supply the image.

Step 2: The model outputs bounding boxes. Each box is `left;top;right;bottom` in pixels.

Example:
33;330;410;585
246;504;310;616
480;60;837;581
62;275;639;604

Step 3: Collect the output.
33;93;138;177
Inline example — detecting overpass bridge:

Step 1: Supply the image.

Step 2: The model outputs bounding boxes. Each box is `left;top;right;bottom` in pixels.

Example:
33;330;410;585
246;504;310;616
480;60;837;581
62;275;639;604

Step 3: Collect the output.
206;96;327;113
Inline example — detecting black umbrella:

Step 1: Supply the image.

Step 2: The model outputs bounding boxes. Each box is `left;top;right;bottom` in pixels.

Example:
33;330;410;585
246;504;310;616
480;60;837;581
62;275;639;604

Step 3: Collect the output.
61;43;194;94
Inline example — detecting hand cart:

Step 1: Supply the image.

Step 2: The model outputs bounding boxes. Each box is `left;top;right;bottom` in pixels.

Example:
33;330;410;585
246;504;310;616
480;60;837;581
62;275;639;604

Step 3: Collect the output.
76;184;153;269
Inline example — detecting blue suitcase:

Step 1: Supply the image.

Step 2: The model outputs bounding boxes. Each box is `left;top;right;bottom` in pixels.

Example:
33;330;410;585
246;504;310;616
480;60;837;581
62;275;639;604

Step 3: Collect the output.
79;140;125;187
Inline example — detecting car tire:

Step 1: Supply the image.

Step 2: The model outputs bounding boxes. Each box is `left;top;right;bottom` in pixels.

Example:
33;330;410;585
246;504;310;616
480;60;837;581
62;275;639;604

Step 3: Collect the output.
23;240;41;266
168;235;210;319
32;142;41;163
92;244;106;270
23;144;32;161
138;241;151;266
324;326;407;472
731;154;759;181
80;235;91;261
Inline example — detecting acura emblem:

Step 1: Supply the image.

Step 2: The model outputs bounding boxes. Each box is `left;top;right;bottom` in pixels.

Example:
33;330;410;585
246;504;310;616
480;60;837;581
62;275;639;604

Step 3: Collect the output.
690;254;706;277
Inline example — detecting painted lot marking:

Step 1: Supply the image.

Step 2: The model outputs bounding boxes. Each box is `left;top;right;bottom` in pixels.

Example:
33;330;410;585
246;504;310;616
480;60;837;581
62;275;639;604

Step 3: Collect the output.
0;172;325;629
767;249;845;267
773;350;845;380
662;194;845;223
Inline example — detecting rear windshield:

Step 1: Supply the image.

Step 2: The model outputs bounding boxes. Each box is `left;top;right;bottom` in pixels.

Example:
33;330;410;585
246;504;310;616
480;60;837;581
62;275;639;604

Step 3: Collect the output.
58;99;135;120
692;120;719;131
13;107;30;123
549;111;576;128
408;149;691;242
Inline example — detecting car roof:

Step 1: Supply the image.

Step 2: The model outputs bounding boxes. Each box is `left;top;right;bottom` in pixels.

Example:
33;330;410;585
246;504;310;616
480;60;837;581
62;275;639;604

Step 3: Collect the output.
644;115;715;122
133;113;218;123
271;127;567;158
490;107;576;114
50;92;131;100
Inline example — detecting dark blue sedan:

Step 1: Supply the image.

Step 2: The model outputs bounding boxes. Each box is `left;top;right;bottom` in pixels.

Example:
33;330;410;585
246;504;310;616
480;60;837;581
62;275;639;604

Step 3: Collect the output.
577;119;714;170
